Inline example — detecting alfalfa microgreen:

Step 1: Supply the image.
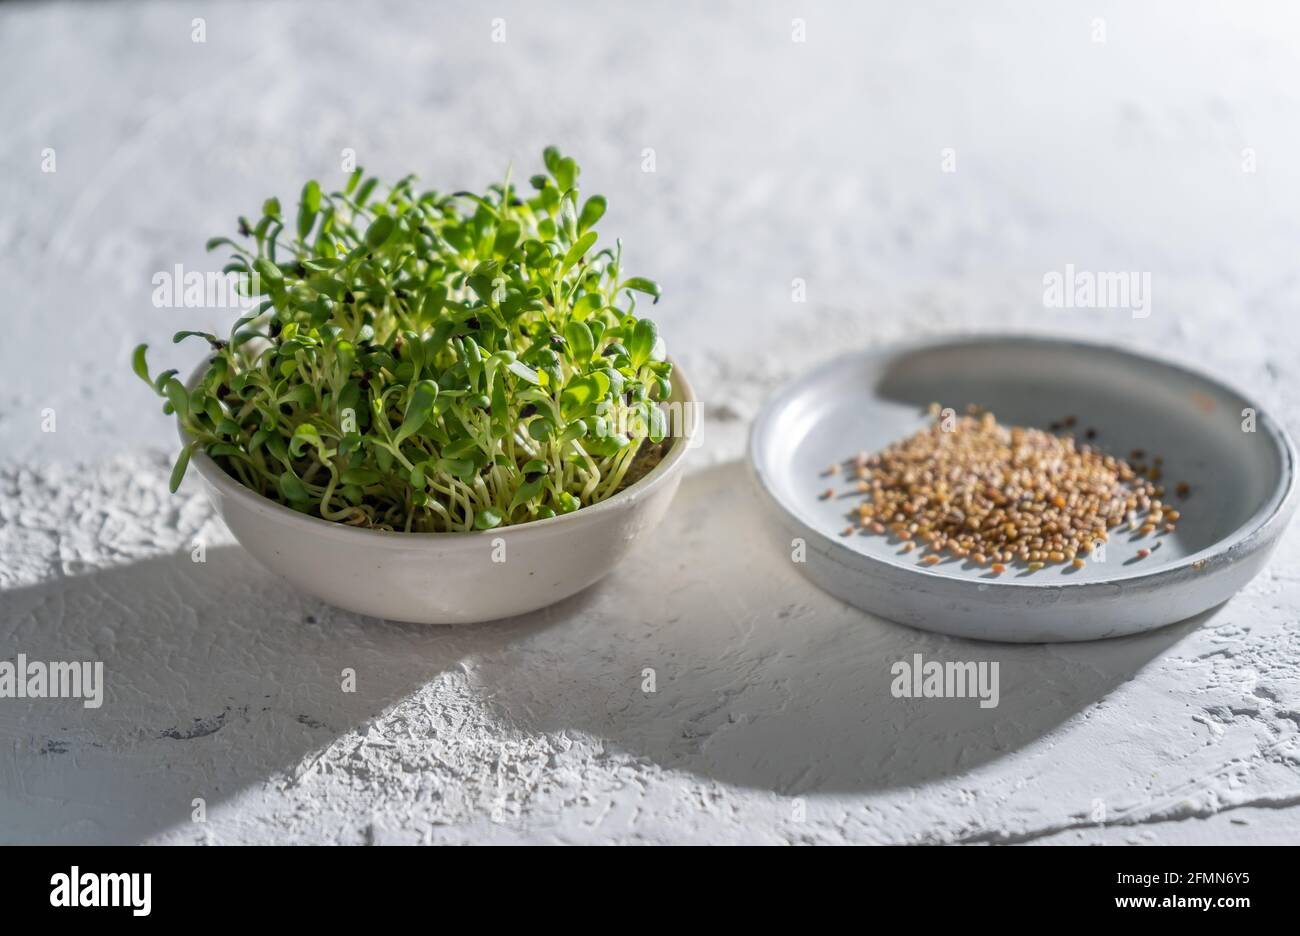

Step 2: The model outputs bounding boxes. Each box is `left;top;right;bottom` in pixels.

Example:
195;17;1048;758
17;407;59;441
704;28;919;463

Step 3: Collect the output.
133;147;672;532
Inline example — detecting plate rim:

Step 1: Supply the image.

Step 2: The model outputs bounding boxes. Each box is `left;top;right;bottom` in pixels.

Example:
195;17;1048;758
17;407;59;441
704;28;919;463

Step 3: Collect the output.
748;331;1298;593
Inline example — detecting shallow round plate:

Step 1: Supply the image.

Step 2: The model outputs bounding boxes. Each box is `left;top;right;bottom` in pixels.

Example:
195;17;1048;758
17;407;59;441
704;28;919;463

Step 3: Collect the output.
748;334;1297;642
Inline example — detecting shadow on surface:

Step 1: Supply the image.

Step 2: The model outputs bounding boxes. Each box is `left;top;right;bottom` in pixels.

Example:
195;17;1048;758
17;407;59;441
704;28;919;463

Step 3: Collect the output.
0;460;1215;841
474;459;1213;795
0;545;570;844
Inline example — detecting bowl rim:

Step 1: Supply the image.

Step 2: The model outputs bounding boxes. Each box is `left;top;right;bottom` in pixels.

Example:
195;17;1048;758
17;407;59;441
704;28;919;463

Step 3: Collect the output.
183;357;697;543
749;331;1298;592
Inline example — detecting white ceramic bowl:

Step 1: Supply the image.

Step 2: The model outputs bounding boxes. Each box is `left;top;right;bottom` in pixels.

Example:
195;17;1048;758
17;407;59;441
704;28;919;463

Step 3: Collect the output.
185;365;697;624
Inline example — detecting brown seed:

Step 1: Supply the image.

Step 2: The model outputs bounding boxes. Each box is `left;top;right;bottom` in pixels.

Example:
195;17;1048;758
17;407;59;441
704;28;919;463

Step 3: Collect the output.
1176;482;1191;499
820;488;834;500
1072;557;1086;569
1137;548;1151;559
991;562;1007;574
822;407;1178;576
921;555;940;565
841;526;853;536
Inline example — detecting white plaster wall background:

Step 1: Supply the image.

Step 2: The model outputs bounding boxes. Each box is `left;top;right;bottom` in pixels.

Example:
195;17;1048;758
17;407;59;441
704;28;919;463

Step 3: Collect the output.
0;0;1298;843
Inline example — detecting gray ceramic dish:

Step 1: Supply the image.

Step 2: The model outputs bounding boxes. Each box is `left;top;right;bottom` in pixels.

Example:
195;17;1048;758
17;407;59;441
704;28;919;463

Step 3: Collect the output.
748;334;1296;642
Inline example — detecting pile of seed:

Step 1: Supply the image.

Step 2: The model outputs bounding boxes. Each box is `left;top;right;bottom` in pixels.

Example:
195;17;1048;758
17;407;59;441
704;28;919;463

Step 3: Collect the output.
820;406;1185;574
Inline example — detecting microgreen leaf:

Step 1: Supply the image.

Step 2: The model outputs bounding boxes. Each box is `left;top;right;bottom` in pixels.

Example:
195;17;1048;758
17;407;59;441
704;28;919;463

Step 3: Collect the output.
509;476;545;512
620;277;661;303
289;423;325;458
169;443;195;493
627;318;658;369
474;508;503;530
554;157;578;193
341;467;382;486
561;231;597;274
297;180;321;241
505;360;540;385
163;377;190;419
131;344;152;386
578;195;606;233
571;293;602;322
172;330;219;345
253;257;282;285
560;371;610;421
365;215;395;248
395;379;438;443
279;469;310;502
564;321;595;364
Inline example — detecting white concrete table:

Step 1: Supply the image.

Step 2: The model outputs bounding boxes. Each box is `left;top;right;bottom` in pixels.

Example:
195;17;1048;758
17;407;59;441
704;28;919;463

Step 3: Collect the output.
2;1;1298;844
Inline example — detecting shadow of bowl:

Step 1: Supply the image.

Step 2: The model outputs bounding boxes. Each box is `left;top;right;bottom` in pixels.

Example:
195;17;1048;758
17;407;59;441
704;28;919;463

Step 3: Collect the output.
472;460;1212;794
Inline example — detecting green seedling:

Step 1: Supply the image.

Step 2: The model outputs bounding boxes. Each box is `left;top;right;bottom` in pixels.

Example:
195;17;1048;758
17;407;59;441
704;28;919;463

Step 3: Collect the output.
134;147;671;532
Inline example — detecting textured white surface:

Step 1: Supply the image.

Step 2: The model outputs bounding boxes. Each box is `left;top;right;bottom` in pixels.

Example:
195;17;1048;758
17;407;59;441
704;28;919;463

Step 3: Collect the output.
1;0;1299;844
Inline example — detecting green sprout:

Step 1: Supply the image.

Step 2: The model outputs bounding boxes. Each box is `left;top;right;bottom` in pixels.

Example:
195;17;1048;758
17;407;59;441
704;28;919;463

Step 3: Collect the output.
133;147;673;532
